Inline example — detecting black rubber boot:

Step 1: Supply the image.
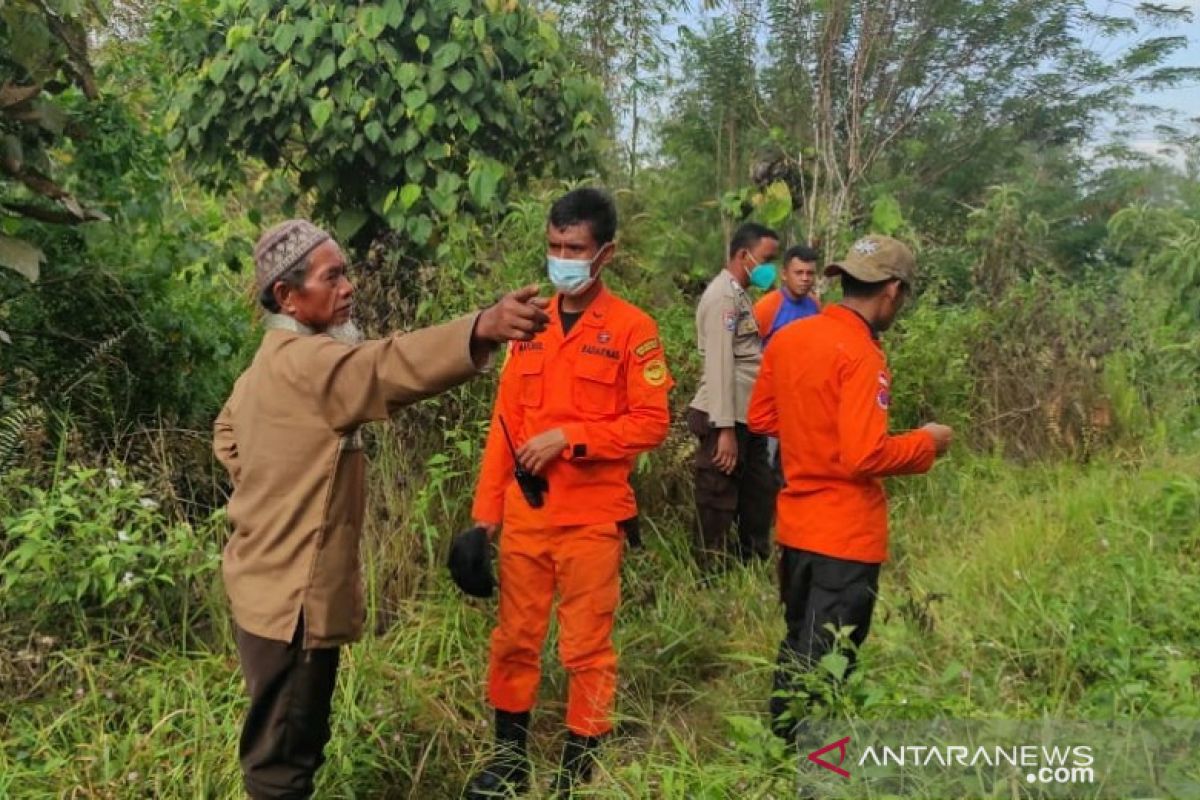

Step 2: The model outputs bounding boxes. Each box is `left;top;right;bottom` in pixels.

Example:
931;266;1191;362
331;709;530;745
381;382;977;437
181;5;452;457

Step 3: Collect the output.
551;732;601;798
464;710;531;799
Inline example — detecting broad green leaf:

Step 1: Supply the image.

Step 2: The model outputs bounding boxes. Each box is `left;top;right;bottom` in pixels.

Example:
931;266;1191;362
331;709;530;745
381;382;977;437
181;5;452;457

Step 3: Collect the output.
416;34;431;54
427;68;446;96
450;68;473;94
314;52;336;81
399;183;421;210
473;16;486;42
406;214;433;244
411;9;427;32
237;72;256;95
468;158;504;208
271;23;297;53
417;103;437;133
309;98;334;128
404;87;428;110
208;57;231;83
383;0;406;27
405;154;427;181
358;5;386;39
335;208;370;241
395;62;420;88
364;120;383;143
398;127;420;152
433;42;462;70
0;234;43;282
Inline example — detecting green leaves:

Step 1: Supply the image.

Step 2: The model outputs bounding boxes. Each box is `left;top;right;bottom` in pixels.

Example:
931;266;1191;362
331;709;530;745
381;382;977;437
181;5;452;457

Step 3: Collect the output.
309;98;334;129
399;183;422;210
395;62;420;88
170;0;602;252
450;68;473;94
870;193;904;236
336;207;370;240
271;23;297;53
403;87;428;111
433;42;462;69
314;52;336;82
468;158;504;209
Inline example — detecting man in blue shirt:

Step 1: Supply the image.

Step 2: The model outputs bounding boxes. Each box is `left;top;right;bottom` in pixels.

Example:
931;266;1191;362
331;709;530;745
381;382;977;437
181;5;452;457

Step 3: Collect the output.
753;245;821;345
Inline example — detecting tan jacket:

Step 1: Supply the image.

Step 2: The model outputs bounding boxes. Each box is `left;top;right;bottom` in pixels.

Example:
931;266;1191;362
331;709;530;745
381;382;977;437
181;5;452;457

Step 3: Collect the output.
213;313;485;648
689;270;762;427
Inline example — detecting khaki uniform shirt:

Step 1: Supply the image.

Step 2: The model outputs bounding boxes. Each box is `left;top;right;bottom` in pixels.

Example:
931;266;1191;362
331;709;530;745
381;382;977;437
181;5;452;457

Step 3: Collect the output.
213;312;485;648
689;270;762;427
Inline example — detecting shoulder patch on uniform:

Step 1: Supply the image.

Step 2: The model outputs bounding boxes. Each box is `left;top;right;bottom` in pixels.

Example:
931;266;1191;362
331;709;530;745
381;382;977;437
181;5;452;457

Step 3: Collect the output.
723;309;737;331
877;387;891;410
642;358;668;387
633;337;660;360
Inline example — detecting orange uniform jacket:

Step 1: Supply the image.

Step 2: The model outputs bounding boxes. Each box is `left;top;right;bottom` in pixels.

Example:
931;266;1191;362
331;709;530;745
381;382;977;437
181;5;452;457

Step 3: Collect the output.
747;304;936;563
473;287;673;527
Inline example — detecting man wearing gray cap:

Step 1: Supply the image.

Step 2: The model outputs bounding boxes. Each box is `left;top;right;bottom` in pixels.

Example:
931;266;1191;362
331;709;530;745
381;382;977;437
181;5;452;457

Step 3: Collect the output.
213;220;549;799
748;234;953;741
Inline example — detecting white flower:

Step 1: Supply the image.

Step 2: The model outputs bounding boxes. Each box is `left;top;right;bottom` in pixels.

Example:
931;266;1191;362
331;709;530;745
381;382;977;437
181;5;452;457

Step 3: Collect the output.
108;476;122;489
117;530;131;543
121;572;135;587
138;498;159;511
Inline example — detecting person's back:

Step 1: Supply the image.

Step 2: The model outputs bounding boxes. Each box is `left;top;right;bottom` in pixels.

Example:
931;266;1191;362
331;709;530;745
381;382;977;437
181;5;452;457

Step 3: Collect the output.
760;306;926;562
747;234;952;742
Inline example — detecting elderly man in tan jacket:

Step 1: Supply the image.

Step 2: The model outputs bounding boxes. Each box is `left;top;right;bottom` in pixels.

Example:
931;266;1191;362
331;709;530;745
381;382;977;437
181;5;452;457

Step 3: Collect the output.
213;219;548;800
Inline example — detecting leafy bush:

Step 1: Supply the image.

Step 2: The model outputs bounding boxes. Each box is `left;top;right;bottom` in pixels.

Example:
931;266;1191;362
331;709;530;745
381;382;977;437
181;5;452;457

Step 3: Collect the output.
0;463;221;644
164;0;604;249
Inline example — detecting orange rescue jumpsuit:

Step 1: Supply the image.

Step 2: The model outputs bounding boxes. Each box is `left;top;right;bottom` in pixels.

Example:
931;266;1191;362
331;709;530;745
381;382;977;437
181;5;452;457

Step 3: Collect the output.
472;286;672;736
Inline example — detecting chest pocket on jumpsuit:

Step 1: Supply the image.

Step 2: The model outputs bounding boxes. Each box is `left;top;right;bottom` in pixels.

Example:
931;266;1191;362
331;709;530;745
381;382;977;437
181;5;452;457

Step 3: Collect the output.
572;355;623;416
517;350;545;407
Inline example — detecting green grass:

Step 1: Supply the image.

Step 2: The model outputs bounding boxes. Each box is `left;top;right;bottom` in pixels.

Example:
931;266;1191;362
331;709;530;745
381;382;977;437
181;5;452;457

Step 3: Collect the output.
2;448;1198;798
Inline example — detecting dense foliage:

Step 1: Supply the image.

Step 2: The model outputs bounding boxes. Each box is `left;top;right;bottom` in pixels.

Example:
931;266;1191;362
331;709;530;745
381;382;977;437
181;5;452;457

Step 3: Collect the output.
165;0;604;250
1;0;1198;796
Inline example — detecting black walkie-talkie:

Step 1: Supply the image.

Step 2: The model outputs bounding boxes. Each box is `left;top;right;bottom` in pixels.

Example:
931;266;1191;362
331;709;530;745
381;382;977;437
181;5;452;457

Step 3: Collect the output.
499;416;549;509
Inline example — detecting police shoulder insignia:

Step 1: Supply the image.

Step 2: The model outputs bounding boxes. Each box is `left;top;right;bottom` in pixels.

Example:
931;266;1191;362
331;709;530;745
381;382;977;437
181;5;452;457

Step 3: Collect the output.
722;309;737;331
642;358;668;387
633;337;660;360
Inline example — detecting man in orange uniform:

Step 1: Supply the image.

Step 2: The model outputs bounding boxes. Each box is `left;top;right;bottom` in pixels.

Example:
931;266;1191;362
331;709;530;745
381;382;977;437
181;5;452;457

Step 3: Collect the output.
466;188;672;798
747;235;953;740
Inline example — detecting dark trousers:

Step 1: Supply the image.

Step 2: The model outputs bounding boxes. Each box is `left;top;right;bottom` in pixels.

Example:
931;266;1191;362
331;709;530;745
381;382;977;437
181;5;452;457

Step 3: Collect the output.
235;618;340;800
688;408;777;567
770;546;880;735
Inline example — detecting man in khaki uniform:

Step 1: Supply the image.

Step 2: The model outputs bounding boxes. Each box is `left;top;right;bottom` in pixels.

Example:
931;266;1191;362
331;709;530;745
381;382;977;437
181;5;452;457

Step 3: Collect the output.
213;219;548;800
688;222;781;568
